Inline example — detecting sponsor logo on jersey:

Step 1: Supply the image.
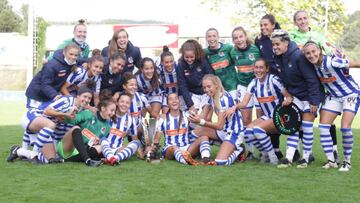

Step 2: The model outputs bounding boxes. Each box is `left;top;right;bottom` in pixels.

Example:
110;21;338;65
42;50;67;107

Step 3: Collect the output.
82;128;98;141
58;70;67;77
319;76;336;83
128;56;134;64
166;128;188;136
211;60;229;70
257;95;276;103
110;128;126;137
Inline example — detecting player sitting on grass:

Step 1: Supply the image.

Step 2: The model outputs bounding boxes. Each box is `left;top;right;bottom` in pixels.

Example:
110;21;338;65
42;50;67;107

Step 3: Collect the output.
7;84;94;164
100;93;140;166
153;93;211;165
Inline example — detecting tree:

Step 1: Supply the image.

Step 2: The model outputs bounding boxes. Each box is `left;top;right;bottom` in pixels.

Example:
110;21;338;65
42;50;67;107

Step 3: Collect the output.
202;0;346;42
0;0;22;32
341;11;360;60
35;17;49;73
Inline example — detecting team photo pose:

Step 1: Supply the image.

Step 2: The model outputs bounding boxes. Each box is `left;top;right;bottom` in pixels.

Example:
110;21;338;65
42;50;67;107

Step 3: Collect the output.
227;58;293;165
61;55;104;105
135;57;163;119
204;28;238;99
177;39;213;113
47;19;90;66
271;30;324;168
100;93;140;166
102;28;142;73
189;75;245;166
100;52;126;95
25;43;80;109
303;41;359;171
153;93;211;165
57;91;116;167
157;46;179;113
7;84;94;164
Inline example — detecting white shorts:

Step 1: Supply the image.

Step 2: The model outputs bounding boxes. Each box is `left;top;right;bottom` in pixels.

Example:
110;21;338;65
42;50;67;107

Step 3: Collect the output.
26;98;42;109
21;111;37;131
190;93;209;111
162;144;190;157
321;94;360;115
292;96;312;113
148;94;163;105
216;130;244;150
237;85;255;109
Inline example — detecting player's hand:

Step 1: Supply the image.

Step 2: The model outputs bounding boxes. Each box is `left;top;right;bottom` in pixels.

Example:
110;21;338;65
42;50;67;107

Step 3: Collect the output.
224;106;236;118
282;97;293;107
188;110;200;124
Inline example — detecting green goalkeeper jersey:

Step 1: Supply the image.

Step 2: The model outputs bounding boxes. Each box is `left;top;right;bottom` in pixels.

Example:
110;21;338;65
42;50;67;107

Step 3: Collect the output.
66;110;110;144
204;43;238;91
230;44;260;86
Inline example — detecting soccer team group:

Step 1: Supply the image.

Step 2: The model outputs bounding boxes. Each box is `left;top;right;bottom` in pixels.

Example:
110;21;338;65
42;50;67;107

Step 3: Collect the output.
6;10;360;172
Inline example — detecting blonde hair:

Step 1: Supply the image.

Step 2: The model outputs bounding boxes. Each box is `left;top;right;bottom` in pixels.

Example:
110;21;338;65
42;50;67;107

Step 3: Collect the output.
202;74;224;111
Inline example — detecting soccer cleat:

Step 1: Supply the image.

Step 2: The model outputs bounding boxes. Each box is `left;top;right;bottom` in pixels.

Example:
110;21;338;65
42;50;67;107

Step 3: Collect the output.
296;159;308;169
182;151;201;166
277;158;292;168
322;160;338;169
29;156;44;165
7;145;20;162
104;156;118;166
201;157;211;164
333;151;340;165
206;161;217;166
338;161;351;172
85;158;103;167
308;153;315;164
275;151;284;160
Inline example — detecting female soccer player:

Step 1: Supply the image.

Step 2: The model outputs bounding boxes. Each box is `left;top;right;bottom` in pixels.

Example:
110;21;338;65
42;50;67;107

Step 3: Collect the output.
7;84;94;164
303;41;359;171
228;58;293;165
204;28;238;99
25;43;80;109
56;91;116;167
135;57;163;119
103;28;142;73
48;19;90;66
177;39;213;113
157;46;180;113
290;10;341;162
271;30;324;168
230;26;261;126
100;93;140;165
61;55;104;105
254;15;283;159
153;93;211;165
189;74;245;166
100;52;126;95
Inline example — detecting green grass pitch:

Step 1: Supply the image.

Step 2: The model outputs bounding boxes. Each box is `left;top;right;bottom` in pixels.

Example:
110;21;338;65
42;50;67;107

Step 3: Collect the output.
0;101;359;203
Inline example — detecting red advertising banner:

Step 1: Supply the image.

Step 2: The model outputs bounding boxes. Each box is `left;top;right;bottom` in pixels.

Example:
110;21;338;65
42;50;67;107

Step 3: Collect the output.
113;24;178;48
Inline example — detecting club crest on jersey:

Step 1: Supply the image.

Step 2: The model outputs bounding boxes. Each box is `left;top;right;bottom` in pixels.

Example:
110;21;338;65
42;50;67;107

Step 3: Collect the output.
249;53;255;61
128;56;134;64
288;62;292;68
91;119;96;125
219;52;225;57
196;66;202;72
101;127;106;134
108;79;113;85
260;45;263;50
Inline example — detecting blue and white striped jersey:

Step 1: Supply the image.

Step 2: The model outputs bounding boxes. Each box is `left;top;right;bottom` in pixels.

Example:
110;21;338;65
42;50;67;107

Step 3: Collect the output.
106;113;137;148
130;92;149;126
247;74;285;118
157;63;178;95
66;67;102;94
156;111;191;148
315;55;359;98
136;73;163;97
208;91;244;134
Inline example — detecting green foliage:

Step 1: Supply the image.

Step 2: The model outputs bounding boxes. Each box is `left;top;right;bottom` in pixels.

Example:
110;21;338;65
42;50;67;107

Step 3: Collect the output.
203;0;346;43
20;4;28;35
341;11;360;50
0;0;22;32
35;17;49;73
